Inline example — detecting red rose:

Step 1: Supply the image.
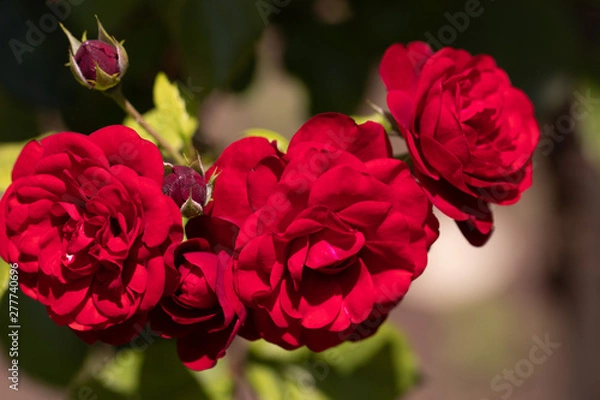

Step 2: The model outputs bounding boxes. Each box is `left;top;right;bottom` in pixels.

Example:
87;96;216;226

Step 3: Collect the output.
0;126;183;344
150;216;246;371
380;42;539;246
208;113;438;351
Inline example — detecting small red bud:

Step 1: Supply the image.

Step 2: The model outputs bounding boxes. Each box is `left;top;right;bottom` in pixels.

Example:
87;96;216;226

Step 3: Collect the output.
74;40;119;81
163;166;208;212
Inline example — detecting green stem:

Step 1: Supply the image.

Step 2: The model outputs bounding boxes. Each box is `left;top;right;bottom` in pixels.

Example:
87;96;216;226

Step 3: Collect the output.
107;88;186;165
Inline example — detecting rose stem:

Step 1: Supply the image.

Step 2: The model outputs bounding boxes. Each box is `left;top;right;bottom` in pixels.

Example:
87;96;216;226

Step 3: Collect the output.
107;88;187;165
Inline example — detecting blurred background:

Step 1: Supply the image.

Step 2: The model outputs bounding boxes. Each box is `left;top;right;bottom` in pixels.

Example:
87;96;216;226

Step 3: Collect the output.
1;0;599;399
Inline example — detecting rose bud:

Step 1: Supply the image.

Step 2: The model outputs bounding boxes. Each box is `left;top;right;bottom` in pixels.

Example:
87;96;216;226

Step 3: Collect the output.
74;40;119;81
149;216;246;371
163;166;211;218
60;17;128;91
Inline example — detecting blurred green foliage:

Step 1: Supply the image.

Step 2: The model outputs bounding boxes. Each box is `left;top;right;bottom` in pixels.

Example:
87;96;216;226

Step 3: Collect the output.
246;323;419;400
65;324;417;400
0;0;595;142
0;294;89;387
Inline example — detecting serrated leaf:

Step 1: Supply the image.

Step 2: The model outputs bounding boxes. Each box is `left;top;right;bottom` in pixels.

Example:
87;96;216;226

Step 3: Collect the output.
247;324;419;400
123;72;198;154
243;128;290;153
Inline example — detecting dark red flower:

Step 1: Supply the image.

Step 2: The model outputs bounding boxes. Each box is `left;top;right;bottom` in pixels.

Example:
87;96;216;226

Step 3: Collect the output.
150;216;245;370
163;166;208;218
207;113;438;351
163;166;207;208
62;19;129;91
74;40;119;81
380;42;539;246
0;126;183;344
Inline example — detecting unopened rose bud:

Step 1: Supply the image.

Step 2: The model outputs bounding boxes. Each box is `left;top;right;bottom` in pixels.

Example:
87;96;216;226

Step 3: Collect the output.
163;166;209;218
74;40;119;81
60;17;128;91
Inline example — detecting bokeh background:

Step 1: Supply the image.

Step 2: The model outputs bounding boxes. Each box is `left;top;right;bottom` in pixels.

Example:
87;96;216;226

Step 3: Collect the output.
1;0;600;399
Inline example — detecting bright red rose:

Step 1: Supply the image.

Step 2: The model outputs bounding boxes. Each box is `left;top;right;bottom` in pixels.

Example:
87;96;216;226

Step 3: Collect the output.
0;126;183;344
150;216;246;371
380;42;539;246
207;113;438;351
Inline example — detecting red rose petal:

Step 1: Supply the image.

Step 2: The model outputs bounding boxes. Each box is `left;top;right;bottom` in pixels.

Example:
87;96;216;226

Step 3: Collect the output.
89;125;164;185
288;113;392;162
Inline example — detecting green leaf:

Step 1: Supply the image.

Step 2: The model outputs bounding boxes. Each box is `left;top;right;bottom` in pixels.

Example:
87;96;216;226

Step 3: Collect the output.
153;73;198;136
247;324;419;400
123;72;198;154
243;128;290;153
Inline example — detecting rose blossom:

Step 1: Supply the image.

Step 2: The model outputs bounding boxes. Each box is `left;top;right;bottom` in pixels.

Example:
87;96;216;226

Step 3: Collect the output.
380;42;539;246
0;126;183;344
207;113;438;351
150;216;246;371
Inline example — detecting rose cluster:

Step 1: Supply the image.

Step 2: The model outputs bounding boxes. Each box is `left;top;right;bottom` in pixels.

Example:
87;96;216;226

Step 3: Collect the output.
0;42;539;370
